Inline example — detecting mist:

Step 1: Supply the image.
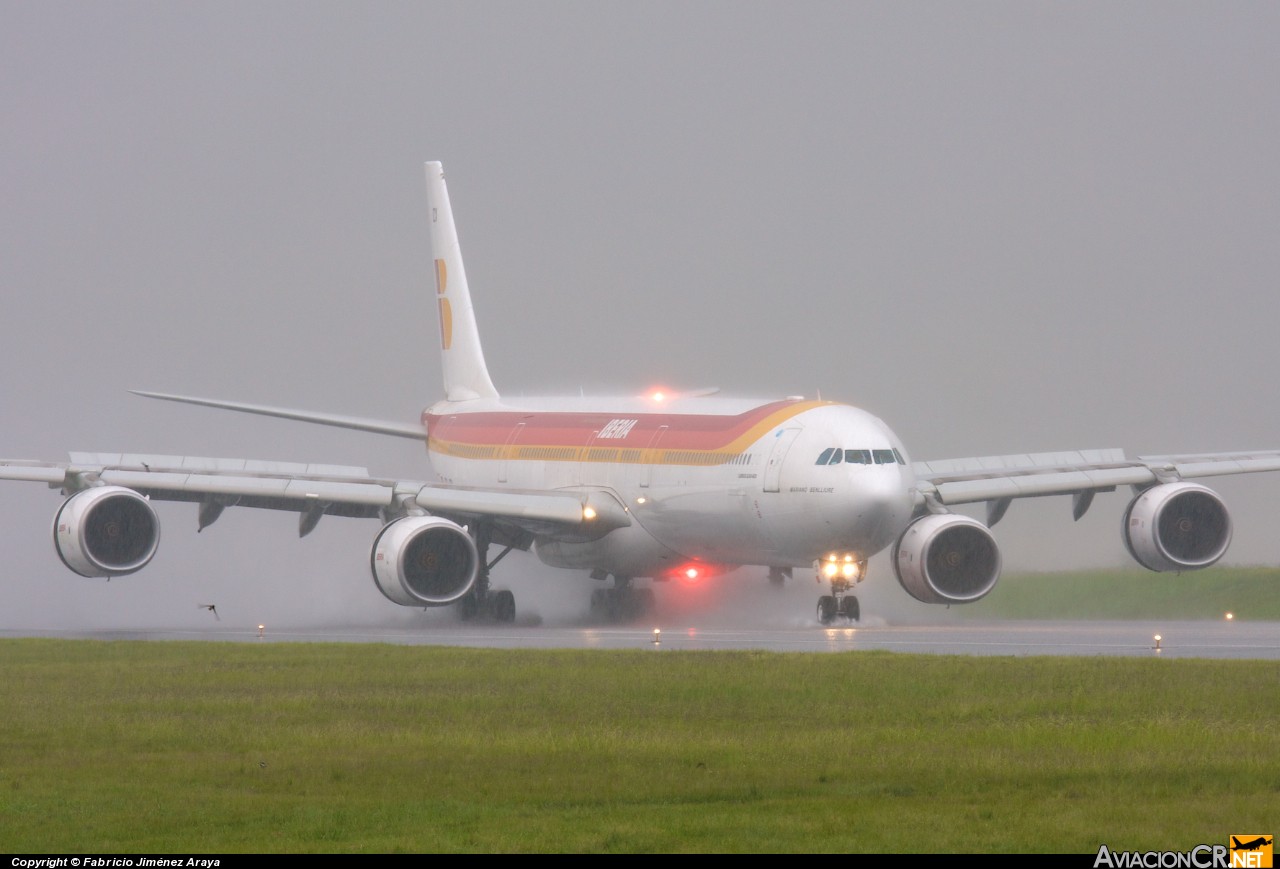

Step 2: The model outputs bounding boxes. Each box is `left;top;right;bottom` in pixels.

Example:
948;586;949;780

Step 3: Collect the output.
3;2;1278;631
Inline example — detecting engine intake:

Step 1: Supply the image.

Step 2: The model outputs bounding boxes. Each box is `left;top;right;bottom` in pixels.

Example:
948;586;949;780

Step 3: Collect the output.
370;516;479;607
1122;482;1231;572
892;513;1001;605
54;486;161;577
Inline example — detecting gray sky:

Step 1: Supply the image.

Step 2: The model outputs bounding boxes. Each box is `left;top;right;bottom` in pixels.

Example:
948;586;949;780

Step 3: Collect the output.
3;1;1278;629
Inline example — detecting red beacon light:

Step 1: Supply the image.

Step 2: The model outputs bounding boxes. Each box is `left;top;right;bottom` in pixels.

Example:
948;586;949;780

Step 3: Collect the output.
670;562;727;584
644;384;673;403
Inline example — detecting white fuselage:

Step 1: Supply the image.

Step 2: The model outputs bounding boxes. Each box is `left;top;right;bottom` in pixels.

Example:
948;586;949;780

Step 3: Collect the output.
424;395;916;579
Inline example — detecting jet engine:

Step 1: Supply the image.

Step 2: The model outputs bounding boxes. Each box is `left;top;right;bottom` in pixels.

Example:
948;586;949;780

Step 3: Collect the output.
370;516;479;607
1122;482;1231;572
892;513;1001;605
54;486;161;578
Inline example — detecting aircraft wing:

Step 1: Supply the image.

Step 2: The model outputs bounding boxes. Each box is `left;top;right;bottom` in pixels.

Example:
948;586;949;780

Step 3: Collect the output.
912;448;1280;523
0;453;625;542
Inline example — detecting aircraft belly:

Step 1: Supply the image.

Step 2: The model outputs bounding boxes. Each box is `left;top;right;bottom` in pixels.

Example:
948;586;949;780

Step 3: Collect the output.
633;487;774;564
533;521;684;578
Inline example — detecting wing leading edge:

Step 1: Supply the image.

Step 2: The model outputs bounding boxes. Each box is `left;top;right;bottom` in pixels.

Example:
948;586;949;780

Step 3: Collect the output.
913;448;1280;518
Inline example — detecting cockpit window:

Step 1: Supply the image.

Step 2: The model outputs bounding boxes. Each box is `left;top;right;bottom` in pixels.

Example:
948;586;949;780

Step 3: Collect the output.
819;447;905;466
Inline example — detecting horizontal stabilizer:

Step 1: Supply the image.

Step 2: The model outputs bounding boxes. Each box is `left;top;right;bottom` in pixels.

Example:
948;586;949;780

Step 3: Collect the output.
131;391;425;440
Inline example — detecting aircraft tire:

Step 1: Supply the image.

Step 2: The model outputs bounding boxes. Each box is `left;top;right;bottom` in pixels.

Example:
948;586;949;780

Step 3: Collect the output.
817;595;837;625
840;596;860;622
491;589;516;622
458;594;480;621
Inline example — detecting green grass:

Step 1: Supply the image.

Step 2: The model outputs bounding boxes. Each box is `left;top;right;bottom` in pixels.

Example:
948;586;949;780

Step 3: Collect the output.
964;565;1280;620
2;639;1277;853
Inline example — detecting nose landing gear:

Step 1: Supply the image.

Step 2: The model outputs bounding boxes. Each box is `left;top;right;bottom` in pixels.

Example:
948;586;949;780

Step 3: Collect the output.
815;556;865;625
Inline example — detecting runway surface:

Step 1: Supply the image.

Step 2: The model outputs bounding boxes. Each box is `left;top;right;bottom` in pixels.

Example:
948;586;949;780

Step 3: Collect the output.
4;619;1279;658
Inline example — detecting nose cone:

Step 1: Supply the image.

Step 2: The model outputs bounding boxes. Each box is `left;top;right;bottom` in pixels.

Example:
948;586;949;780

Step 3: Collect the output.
854;463;914;551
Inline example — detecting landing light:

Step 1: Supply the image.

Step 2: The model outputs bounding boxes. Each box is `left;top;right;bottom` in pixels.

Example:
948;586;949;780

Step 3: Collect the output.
583;506;598;521
1225;612;1234;621
822;553;862;581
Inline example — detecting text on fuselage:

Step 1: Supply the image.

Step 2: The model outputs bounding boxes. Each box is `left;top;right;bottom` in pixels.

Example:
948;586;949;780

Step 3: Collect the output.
597;419;639;439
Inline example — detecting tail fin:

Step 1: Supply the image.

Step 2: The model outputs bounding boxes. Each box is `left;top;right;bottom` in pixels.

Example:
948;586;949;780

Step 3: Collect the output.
425;161;499;402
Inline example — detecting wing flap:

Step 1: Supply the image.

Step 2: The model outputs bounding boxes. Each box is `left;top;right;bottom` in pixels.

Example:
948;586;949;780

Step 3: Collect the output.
1138;451;1280;479
99;470;395;506
414;486;587;524
0;462;71;484
913;448;1128;477
69;452;372;478
931;467;1154;505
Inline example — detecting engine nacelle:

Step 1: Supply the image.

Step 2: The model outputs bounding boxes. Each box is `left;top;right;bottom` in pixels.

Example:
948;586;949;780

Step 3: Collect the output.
54;486;161;578
1122;482;1231;572
370;516;479;607
892;513;1002;605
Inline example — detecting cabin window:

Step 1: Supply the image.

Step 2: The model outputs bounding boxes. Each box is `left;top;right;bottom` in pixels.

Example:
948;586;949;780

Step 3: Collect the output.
816;448;834;465
845;449;871;464
892;448;905;465
873;449;896;464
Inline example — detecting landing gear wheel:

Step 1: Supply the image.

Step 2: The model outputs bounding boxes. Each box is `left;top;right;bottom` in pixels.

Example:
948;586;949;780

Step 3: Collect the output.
490;589;516;623
588;585;653;623
817;595;837;625
840;595;860;622
458;593;480;621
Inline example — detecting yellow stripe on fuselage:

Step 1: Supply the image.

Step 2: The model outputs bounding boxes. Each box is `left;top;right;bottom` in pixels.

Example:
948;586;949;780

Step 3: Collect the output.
428;400;830;466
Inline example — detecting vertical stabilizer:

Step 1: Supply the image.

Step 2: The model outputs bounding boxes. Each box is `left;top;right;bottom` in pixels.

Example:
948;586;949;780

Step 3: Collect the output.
425;161;499;402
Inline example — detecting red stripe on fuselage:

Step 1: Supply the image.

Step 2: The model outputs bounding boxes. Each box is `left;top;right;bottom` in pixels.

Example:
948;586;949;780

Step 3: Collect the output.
425;399;826;454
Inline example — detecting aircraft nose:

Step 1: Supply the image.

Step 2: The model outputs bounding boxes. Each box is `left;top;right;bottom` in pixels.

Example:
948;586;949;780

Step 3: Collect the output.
851;465;913;546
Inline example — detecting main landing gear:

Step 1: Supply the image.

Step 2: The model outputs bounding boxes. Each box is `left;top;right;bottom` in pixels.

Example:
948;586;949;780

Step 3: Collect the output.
815;556;866;625
458;524;518;623
589;573;656;623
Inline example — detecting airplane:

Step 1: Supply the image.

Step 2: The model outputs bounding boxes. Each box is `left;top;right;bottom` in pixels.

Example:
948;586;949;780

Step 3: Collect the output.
5;160;1280;625
1232;837;1273;852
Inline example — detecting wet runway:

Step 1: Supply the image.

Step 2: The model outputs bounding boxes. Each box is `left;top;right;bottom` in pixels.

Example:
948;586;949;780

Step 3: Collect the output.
4;618;1279;658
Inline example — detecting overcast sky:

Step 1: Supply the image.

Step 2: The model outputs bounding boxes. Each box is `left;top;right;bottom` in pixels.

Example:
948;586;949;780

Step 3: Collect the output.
2;2;1278;630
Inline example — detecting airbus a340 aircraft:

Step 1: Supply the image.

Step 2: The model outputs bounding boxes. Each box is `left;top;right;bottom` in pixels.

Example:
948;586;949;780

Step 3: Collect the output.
5;162;1280;625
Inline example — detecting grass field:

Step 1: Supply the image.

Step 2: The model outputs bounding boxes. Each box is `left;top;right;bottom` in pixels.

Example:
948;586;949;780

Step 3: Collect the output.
2;636;1277;854
960;565;1280;621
